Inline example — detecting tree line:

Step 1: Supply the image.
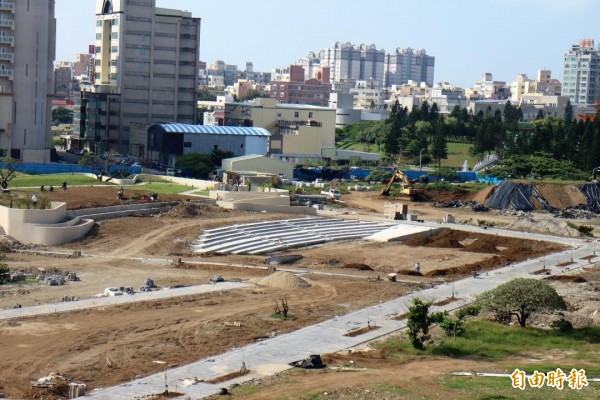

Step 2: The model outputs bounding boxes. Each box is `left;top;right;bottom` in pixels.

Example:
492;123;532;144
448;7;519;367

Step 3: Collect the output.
337;99;600;178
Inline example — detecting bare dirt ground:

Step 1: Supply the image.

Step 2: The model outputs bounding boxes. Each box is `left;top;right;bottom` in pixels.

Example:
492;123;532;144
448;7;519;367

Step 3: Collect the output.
0;185;597;399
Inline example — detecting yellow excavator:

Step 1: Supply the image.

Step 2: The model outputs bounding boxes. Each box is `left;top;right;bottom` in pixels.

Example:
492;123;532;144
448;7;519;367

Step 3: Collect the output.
381;170;424;198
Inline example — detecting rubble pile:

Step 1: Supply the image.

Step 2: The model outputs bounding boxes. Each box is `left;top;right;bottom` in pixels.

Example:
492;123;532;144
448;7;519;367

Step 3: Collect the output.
434;199;488;212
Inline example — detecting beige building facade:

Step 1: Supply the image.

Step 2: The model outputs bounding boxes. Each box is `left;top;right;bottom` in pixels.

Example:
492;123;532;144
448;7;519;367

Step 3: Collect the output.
0;0;55;162
74;0;200;156
222;98;336;161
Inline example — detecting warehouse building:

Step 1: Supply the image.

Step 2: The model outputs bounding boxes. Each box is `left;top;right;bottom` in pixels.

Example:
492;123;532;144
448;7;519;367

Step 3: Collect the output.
147;123;270;167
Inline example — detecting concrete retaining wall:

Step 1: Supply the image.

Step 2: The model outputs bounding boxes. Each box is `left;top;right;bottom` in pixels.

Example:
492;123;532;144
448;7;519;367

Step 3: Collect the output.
67;201;178;220
0;202;94;245
217;200;317;215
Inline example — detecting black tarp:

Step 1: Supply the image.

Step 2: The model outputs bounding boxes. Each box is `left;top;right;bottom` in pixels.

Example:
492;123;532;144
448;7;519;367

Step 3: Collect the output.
289;354;325;369
486;181;535;211
580;183;600;213
485;181;552;211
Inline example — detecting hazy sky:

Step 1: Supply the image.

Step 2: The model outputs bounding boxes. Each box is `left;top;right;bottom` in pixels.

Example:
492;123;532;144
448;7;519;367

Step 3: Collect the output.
55;0;599;88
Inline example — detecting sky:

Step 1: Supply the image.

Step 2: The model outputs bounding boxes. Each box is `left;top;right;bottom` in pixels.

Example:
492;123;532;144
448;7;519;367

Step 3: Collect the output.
55;0;599;88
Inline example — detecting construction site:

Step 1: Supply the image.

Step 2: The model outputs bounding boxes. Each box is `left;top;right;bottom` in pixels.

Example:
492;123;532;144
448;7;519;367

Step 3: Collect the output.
0;182;599;399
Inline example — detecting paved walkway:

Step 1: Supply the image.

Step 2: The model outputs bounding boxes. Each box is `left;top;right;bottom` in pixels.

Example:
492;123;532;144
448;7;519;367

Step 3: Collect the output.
0;282;251;320
84;228;596;399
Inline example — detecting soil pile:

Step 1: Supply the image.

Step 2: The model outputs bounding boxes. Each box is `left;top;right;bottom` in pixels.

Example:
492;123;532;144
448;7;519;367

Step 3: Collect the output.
405;229;464;249
160;202;229;218
251;271;311;289
463;239;498;253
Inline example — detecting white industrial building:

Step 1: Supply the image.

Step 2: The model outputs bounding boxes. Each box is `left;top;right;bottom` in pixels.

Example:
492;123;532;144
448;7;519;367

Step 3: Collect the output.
222;154;294;180
147;124;270;167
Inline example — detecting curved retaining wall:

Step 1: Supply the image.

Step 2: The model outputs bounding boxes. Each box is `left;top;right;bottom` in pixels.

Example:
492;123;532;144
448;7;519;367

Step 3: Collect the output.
0;202;95;245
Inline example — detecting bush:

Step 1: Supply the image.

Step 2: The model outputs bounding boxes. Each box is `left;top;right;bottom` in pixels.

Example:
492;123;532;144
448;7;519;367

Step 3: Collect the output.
550;317;573;332
366;169;393;183
427;181;456;192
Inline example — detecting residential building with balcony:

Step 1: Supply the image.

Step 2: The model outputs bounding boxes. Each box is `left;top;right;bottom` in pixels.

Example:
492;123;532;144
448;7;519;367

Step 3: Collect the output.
384;47;435;87
0;0;55;162
73;0;200;157
562;39;600;106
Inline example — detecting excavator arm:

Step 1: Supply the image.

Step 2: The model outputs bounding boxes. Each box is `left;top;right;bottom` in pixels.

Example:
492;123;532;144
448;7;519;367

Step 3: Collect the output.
381;170;412;196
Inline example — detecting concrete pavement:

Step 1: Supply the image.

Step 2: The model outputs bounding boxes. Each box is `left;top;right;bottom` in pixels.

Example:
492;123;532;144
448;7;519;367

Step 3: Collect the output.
83;227;596;399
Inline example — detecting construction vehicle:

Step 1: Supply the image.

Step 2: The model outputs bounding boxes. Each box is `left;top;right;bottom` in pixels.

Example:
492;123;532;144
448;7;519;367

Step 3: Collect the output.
381;170;424;198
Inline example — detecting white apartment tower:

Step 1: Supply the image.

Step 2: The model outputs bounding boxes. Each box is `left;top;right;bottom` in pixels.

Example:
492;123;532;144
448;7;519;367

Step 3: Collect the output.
385;47;435;87
318;42;385;87
75;0;200;156
0;0;56;162
562;39;600;106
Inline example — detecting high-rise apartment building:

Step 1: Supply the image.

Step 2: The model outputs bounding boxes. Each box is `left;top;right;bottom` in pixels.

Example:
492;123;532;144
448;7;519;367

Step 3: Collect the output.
299;42;434;89
385;47;435;87
562;39;600;106
74;0;200;156
0;0;56;162
317;42;385;87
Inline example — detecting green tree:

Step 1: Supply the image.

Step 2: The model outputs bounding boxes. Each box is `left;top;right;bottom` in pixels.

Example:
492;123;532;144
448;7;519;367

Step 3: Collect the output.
476;278;566;327
435;305;480;338
429;166;459;182
406;298;443;349
430;124;448;166
174;153;213;179
0;156;18;190
78;153;122;181
52;107;74;124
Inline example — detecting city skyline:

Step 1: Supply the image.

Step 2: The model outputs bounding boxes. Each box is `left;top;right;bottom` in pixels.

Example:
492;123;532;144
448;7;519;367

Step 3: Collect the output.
55;0;599;88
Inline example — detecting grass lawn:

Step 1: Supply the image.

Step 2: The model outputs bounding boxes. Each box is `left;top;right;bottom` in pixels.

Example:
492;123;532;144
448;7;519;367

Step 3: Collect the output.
133;182;194;195
441;142;476;169
9;173;108;188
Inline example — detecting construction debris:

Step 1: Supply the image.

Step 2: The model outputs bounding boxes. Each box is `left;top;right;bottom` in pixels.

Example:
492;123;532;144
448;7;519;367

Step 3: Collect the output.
139;278;157;292
289;354;325;369
209;274;225;283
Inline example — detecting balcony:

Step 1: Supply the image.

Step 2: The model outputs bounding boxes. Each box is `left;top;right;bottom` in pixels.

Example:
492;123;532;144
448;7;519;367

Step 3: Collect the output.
0;52;12;61
0;68;12;79
0;35;13;45
0;18;14;29
0;2;14;12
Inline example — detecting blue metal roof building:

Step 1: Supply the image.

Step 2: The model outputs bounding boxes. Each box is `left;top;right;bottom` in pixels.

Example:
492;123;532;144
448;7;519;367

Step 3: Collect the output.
147;123;271;167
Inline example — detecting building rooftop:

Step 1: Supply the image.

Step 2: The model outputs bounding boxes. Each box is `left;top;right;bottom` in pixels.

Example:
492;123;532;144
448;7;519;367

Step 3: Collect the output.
156;124;271;137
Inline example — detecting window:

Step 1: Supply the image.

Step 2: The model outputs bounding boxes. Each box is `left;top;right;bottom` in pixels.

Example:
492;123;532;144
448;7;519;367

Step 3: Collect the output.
240;144;244;149
96;20;102;27
183;142;191;148
96;33;102;40
294;112;299;118
111;46;118;53
95;46;101;53
213;145;218;151
111;32;118;39
308;112;313;118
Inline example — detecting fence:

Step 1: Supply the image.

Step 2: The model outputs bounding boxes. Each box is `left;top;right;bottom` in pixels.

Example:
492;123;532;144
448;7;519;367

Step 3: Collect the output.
0;163;141;175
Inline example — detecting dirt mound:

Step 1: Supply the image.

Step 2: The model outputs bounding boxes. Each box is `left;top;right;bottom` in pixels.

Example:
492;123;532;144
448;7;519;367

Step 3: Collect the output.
422;188;472;202
342;263;374;271
471;185;496;205
403;235;432;246
544;275;587;283
463;239;498;253
536;184;588;209
404;229;464;249
251;271;311;289
160;202;229;218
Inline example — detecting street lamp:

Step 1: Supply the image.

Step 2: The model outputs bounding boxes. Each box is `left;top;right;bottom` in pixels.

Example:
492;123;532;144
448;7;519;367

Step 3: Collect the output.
419;148;426;171
153;360;168;395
